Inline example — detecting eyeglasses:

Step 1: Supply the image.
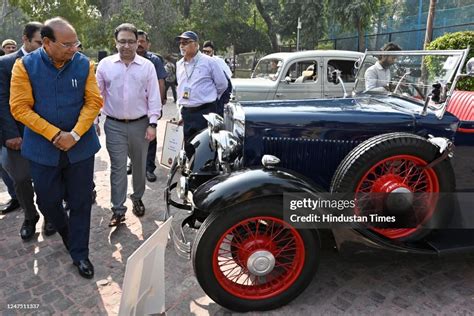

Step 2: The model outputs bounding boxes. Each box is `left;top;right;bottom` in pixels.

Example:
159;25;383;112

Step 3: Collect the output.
179;40;194;46
117;40;138;46
53;40;81;49
202;49;212;55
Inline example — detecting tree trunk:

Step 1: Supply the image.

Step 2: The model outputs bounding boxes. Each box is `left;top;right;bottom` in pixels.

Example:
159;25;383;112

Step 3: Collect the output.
357;19;364;52
183;0;191;19
255;0;278;52
424;0;436;49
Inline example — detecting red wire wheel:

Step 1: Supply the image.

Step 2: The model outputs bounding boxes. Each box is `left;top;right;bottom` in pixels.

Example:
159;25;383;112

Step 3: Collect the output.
212;216;305;300
331;132;455;241
192;198;320;312
355;154;439;239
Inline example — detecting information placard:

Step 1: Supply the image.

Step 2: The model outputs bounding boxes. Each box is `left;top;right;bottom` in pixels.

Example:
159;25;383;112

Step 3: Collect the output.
160;120;183;169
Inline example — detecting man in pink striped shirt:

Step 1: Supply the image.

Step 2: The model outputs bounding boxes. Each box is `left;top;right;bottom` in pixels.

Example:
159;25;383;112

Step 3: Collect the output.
96;23;162;227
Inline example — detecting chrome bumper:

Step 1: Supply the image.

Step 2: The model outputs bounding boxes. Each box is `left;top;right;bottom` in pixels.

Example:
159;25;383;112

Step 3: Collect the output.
164;158;193;260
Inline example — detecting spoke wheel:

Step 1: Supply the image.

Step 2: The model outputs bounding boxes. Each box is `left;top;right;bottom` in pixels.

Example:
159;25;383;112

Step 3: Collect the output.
213;216;305;300
355;154;439;239
331;132;455;241
192;198;320;312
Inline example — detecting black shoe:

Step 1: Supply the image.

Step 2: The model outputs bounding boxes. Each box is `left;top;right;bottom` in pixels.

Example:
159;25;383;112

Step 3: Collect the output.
43;221;57;236
126;163;132;175
109;213;125;227
73;259;94;279
20;215;40;241
1;198;20;214
146;171;157;182
91;190;97;204
132;200;145;217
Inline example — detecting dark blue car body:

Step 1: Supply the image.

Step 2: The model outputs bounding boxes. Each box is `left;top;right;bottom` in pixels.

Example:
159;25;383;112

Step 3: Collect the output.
164;50;474;312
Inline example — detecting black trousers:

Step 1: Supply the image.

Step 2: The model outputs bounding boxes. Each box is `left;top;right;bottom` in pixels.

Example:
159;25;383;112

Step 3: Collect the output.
146;139;157;173
29;152;94;262
181;101;217;156
165;81;177;102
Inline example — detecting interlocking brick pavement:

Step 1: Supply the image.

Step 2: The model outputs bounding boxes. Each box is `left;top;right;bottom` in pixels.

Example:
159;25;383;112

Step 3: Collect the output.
1;98;473;315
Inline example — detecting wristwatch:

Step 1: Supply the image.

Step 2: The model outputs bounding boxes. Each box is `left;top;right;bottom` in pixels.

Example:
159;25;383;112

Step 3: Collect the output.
148;123;157;128
70;130;81;142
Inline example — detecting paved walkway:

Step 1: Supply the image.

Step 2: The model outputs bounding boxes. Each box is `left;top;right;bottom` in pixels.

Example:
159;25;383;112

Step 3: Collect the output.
1;98;473;315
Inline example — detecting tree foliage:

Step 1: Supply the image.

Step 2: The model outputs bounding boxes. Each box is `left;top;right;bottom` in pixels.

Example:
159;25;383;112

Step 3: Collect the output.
427;31;474;90
330;0;383;51
9;0;99;47
5;0;473;59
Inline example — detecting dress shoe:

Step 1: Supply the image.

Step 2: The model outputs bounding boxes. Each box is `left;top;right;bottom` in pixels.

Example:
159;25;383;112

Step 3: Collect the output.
43;221;57;236
146;171;157;182
20;215;40;241
132;199;145;217
109;213;125;227
73;259;94;279
126;163;132;175
1;198;20;214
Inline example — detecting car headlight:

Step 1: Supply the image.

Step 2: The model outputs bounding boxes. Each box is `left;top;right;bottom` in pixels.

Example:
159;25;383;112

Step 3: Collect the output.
212;130;241;164
204;113;225;134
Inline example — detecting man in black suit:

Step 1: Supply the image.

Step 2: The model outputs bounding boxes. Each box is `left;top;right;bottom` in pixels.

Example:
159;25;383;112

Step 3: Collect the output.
0;21;56;240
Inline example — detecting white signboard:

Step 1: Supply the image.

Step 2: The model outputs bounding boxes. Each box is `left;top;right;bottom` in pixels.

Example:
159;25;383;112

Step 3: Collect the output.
160;120;183;169
119;217;172;316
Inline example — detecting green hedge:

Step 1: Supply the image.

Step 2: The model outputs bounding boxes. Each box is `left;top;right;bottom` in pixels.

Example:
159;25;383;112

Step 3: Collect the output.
427;31;474;91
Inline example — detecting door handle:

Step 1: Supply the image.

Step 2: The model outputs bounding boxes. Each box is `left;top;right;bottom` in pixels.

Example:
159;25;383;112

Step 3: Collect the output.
276;93;283;98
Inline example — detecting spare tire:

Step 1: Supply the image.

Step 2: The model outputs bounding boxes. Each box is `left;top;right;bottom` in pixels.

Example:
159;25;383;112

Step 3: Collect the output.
331;132;455;241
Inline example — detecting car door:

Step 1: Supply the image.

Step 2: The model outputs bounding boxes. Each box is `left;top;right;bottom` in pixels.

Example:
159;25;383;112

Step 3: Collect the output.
323;57;358;98
274;58;323;100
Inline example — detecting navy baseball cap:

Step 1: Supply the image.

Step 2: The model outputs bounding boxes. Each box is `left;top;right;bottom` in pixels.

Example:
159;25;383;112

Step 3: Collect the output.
175;31;199;42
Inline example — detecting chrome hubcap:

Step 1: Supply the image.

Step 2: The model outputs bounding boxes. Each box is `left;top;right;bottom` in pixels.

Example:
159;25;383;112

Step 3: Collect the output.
246;250;275;276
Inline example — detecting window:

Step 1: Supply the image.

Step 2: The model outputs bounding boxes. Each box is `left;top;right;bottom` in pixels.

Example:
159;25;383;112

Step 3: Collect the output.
327;59;357;83
287;60;318;83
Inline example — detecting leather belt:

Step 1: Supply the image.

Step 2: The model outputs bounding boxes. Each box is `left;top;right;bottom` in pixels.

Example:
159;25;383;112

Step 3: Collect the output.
181;102;215;113
107;115;147;123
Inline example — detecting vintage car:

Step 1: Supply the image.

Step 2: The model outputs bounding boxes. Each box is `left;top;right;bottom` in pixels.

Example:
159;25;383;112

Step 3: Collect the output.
232;50;363;101
165;49;474;312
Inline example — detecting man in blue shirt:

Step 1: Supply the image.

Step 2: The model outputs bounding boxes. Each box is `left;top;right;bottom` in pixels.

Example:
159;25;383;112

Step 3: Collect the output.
175;31;227;156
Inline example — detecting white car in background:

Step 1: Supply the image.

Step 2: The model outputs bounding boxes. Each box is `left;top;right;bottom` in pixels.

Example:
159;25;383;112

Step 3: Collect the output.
231;50;364;101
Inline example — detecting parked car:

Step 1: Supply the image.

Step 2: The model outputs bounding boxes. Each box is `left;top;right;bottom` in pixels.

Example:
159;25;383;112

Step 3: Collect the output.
231;50;363;101
165;49;474;312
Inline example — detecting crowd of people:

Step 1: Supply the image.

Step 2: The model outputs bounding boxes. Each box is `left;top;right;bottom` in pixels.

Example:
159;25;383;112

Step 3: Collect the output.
0;17;232;279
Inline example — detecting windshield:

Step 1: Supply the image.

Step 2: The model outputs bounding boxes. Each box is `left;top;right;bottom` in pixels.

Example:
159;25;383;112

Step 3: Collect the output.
354;51;465;102
252;58;282;81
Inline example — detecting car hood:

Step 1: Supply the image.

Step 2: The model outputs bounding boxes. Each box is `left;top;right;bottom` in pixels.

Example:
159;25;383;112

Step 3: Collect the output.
242;97;415;127
238;95;458;142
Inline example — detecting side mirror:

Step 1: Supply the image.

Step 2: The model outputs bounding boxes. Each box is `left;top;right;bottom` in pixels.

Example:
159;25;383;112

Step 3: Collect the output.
466;57;474;76
354;57;362;70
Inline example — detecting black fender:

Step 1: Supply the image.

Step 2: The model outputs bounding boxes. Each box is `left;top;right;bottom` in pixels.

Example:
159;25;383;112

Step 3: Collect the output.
192;167;325;215
188;129;217;174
